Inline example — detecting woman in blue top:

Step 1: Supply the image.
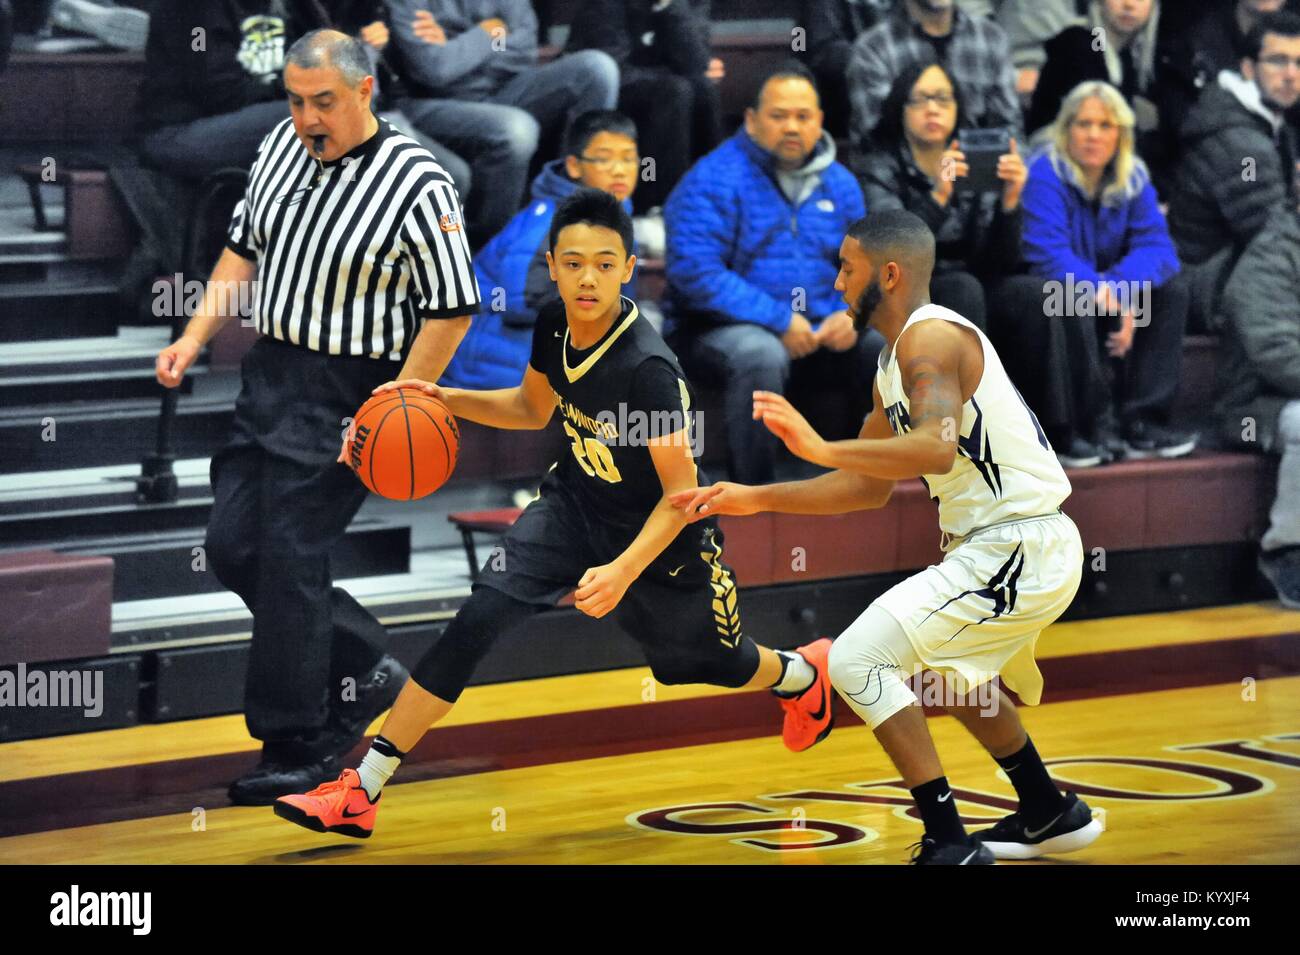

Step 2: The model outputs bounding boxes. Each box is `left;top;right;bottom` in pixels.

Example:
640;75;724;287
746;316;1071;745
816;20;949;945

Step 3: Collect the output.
992;80;1195;468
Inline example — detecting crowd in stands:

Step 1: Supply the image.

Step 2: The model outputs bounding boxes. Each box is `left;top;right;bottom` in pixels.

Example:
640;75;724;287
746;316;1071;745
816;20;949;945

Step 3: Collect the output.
11;0;1300;604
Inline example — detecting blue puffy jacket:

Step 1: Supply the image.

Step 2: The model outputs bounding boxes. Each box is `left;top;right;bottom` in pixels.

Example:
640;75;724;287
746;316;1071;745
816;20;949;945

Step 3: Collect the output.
1021;148;1181;289
664;129;866;336
439;159;635;390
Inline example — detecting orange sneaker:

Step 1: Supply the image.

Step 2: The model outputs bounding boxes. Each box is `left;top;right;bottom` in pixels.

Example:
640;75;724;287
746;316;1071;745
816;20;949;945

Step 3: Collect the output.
775;638;834;752
273;768;378;838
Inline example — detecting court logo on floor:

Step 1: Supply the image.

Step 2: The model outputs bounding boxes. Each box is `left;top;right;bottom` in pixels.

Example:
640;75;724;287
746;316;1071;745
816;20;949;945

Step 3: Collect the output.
628;732;1299;852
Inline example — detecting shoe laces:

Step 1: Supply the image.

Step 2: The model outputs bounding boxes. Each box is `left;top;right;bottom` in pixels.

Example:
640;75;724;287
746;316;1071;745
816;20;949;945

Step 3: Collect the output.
306;771;353;801
907;837;938;865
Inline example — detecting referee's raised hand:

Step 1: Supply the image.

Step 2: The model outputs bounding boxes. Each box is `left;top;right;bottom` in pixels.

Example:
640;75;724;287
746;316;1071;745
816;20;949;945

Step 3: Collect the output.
155;335;201;388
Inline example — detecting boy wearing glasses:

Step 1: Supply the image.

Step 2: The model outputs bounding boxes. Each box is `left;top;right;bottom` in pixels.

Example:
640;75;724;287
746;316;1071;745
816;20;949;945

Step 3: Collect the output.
440;110;642;390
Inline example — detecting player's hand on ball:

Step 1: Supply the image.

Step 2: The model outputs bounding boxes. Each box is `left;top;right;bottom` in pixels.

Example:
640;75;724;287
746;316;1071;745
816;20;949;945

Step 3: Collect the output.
753;391;828;465
669;482;758;522
575;562;633;619
337;419;356;465
372;378;447;402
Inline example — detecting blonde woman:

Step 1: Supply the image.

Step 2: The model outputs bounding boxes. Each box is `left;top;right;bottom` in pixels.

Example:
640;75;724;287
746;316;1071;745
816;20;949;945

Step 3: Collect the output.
992;81;1194;468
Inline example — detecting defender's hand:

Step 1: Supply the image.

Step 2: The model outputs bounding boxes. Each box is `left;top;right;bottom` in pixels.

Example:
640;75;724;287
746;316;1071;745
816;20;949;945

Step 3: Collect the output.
669;482;759;522
753;390;828;464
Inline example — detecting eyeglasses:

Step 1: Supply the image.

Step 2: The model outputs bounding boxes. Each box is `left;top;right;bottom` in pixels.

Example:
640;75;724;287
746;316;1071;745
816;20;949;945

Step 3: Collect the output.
1258;54;1300;71
905;92;956;108
577;155;640;169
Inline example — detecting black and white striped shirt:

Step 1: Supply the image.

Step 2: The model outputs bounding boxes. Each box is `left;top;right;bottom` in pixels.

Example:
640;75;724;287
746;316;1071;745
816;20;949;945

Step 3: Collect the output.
227;117;479;361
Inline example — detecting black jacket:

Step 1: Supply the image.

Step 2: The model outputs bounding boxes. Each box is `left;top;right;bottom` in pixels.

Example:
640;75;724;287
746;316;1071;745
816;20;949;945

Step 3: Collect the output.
1218;206;1300;452
1167;79;1297;267
856;140;1023;275
565;0;710;77
139;0;293;132
803;0;892;81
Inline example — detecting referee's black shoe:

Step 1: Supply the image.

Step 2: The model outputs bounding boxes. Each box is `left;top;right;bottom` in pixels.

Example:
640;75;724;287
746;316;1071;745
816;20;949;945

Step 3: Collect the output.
228;744;341;807
324;654;409;760
971;792;1103;859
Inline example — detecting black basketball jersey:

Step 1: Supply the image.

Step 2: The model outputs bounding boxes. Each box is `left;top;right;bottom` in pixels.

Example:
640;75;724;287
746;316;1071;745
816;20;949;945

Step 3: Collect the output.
529;296;706;531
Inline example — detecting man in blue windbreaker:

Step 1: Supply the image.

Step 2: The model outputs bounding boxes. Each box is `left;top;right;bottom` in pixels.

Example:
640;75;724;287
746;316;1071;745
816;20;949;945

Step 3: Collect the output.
665;61;881;484
439;110;639;390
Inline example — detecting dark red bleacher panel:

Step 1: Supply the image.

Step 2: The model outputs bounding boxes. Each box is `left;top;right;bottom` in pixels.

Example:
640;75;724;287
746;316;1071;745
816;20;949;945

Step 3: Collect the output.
0;550;113;666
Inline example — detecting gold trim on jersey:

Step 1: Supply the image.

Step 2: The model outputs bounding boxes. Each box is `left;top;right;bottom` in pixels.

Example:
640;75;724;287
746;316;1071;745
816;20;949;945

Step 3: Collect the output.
700;527;742;648
563;297;640;383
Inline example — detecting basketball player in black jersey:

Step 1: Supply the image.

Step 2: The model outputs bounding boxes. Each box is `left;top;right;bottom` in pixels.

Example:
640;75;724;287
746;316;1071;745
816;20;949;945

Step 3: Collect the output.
273;189;835;838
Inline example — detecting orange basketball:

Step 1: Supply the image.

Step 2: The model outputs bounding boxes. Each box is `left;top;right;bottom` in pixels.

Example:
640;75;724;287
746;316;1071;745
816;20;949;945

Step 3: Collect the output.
347;386;459;500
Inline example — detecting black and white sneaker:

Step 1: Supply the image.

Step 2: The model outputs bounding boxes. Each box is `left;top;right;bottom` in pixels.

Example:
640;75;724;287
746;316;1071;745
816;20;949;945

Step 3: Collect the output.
1056;437;1104;469
908;837;995;865
1259;547;1300;610
1122;421;1198;460
971;792;1103;860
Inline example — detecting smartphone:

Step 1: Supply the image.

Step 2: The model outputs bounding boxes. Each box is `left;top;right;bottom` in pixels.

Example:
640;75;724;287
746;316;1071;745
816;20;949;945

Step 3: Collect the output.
954;127;1011;195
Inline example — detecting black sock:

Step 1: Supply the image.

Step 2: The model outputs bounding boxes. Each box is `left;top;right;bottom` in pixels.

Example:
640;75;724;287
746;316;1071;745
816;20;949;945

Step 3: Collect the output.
996;737;1066;826
372;735;406;759
911;776;967;845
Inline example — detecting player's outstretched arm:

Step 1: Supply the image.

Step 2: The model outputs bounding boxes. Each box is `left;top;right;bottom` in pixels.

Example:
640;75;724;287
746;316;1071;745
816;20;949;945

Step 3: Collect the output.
763;323;963;480
670;383;896;520
370;364;557;432
574;427;697;619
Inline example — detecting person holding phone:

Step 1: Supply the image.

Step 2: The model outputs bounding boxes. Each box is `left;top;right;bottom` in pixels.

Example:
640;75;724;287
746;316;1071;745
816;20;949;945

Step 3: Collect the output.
998;80;1196;469
855;62;1027;334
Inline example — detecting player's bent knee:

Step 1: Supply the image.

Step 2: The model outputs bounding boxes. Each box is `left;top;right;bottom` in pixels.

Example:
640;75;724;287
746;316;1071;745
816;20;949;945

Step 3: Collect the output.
648;642;759;689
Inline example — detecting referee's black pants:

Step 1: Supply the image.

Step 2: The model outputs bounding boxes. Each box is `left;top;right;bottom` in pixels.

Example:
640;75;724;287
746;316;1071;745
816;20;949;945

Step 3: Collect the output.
204;337;402;751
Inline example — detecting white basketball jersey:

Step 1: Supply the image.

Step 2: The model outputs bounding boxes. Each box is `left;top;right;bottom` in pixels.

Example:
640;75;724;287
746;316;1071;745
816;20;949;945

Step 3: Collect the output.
876;304;1071;540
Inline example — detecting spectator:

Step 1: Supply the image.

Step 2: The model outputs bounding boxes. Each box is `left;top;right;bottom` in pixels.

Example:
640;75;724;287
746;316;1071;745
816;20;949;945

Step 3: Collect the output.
294;1;473;200
996;81;1195;467
1027;1;1180;192
1163;0;1300;119
962;0;1087;104
139;1;296;178
665;63;880;485
441;110;640;390
802;0;894;137
856;61;1028;332
385;0;619;244
566;0;721;213
846;0;1021;162
1218;203;1300;608
1167;11;1300;332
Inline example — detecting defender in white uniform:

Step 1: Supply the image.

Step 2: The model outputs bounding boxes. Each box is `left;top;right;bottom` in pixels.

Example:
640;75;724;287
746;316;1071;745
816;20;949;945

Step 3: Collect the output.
672;210;1103;865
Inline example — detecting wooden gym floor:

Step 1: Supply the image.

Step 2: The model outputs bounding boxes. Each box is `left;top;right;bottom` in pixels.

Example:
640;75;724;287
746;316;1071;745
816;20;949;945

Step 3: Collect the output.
1;602;1298;864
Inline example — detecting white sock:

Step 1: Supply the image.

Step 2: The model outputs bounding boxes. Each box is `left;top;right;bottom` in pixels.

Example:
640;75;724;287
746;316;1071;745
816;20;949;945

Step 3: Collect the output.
356;736;404;800
773;650;816;695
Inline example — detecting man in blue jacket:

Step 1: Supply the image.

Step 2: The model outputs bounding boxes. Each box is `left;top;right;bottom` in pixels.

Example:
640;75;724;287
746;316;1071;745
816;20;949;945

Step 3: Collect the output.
440;109;639;390
665;62;880;484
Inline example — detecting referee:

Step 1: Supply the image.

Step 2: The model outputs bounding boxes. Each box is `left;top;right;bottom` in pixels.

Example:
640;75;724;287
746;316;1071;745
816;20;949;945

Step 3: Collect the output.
155;30;479;805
